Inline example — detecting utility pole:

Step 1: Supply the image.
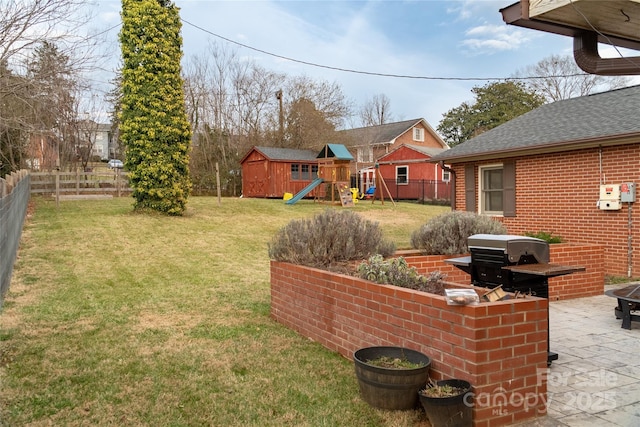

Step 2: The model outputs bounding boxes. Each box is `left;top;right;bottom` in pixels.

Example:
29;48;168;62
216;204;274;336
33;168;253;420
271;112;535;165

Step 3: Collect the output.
276;89;284;141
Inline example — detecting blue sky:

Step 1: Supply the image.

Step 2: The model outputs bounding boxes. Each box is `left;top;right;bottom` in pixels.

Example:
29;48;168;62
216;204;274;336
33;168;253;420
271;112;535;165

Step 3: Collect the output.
90;0;639;128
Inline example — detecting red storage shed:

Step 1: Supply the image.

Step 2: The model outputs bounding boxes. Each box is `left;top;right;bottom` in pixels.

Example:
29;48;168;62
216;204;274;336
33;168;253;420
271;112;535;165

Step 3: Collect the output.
240;146;320;198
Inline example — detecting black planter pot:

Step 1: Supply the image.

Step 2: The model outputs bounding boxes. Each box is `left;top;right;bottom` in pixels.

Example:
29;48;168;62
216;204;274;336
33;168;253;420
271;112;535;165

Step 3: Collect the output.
354;346;431;410
418;379;473;427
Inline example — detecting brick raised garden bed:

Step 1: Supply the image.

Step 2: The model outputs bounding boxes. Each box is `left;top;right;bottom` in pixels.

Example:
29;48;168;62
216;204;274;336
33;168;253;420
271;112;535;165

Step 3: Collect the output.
271;261;548;426
270;243;603;426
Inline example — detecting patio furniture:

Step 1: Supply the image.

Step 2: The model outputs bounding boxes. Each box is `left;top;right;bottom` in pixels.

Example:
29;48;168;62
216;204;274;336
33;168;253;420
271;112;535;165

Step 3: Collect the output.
605;284;640;329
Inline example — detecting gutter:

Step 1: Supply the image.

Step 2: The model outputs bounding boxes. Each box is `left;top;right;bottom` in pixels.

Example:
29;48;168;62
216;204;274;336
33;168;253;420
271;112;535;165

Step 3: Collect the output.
439;161;456;211
428;132;640;164
574;32;640;76
500;1;640;75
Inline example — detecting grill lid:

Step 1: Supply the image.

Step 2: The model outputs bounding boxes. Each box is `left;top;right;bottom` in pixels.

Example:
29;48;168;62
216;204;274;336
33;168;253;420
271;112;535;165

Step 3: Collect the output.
468;234;549;264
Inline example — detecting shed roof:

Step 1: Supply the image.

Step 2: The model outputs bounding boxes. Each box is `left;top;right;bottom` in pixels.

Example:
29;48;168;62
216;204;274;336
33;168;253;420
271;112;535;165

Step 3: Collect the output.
245;146;318;162
317;144;354;160
431;85;640;163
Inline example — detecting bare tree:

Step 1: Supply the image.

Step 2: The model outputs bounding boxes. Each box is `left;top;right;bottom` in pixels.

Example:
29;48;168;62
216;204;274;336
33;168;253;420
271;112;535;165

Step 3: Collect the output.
284;75;352;130
284;97;335;150
182;43;352;195
0;0;88;66
515;54;631;102
359;93;393;126
0;0;110;174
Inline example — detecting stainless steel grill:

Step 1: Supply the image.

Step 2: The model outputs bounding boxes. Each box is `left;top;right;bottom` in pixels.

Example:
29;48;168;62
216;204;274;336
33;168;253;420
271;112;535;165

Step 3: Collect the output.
447;234;585;365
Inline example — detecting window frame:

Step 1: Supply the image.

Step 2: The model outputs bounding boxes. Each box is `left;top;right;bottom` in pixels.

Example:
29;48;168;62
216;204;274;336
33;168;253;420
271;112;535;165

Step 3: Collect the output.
357;146;373;163
291;163;300;180
413;127;424;142
396;165;409;185
479;163;505;215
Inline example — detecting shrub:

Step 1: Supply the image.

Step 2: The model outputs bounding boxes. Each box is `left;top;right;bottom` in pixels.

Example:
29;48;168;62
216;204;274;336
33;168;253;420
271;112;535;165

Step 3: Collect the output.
524;231;563;243
357;255;446;295
410;211;507;255
268;209;396;269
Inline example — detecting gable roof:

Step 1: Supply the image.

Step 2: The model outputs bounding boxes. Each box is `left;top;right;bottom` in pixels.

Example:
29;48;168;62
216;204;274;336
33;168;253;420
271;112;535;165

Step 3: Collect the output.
241;146;317;163
338;118;447;149
431;85;640;163
317;144;354;160
378;144;447;161
403;144;447;157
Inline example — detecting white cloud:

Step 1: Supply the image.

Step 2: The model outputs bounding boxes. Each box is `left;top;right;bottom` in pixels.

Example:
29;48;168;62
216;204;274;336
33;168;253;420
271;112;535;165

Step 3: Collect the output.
461;24;534;54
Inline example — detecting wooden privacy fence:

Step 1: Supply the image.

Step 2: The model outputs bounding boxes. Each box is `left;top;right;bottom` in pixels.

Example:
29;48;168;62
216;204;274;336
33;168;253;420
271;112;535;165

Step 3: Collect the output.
30;170;131;198
1;170;30;305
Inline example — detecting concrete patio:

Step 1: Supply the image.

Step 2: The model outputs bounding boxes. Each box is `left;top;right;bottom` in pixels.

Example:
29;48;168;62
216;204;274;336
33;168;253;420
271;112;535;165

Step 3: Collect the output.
514;284;640;426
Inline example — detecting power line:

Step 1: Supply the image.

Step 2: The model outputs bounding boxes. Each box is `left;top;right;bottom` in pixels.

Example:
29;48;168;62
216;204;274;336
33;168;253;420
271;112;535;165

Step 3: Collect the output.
181;18;590;82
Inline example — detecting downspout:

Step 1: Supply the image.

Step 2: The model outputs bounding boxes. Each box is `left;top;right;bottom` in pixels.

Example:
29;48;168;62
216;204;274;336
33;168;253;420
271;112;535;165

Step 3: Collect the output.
574;32;640;76
439;161;456;211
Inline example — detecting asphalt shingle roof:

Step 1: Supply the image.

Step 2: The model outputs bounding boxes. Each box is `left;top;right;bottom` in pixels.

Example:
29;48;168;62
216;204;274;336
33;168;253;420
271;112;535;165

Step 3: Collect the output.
402;144;447;157
431;85;640;162
254;146;318;161
338;118;423;146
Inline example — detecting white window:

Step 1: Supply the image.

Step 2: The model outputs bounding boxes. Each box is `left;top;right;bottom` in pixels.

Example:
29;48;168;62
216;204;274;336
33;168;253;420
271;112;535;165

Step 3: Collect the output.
479;164;503;214
442;170;451;182
413;127;424;142
357;147;373;163
396;166;408;184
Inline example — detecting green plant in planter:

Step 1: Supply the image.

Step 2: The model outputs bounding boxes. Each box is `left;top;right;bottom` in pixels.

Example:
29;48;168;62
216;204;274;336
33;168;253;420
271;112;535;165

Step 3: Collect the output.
524;231;563;243
410;211;506;255
268;209;395;270
357;255;446;295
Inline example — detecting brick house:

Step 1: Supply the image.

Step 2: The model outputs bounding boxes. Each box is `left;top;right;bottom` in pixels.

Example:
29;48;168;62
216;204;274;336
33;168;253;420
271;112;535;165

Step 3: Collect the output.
337;118;449;194
430;85;640;277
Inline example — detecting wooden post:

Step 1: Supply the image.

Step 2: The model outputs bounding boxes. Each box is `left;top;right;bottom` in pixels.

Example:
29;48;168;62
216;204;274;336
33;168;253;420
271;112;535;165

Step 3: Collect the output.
373;168;396;207
216;162;221;206
55;170;59;208
116;169;121;197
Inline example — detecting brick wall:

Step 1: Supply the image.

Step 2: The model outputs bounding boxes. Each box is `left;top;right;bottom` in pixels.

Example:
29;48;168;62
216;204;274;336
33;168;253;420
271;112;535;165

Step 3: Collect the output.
451;144;640;277
547;243;604;300
271;261;549;427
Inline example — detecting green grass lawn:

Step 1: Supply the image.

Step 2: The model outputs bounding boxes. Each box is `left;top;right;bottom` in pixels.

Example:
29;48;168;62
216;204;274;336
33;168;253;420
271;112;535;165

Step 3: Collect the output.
0;197;448;426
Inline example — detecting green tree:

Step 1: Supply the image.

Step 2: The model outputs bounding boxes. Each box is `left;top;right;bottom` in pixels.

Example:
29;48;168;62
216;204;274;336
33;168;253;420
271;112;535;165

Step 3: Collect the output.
119;0;192;215
437;81;545;147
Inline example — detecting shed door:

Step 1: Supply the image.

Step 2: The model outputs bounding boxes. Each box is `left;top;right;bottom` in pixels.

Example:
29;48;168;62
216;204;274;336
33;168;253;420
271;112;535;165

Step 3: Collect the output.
244;161;267;197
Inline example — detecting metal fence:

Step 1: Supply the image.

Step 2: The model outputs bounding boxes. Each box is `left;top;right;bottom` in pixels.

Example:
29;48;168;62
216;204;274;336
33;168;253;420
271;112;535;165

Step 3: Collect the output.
1;170;30;306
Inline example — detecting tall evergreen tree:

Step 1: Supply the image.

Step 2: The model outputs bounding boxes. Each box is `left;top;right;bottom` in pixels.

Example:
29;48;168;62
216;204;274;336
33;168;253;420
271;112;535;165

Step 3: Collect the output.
119;0;191;215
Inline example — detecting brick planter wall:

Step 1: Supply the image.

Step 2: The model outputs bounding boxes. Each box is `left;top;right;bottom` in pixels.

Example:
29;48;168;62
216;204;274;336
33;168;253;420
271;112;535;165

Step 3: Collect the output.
271;261;549;427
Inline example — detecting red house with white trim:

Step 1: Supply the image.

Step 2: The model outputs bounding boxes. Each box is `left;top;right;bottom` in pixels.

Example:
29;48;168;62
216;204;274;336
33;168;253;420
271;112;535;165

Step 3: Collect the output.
376;144;451;201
